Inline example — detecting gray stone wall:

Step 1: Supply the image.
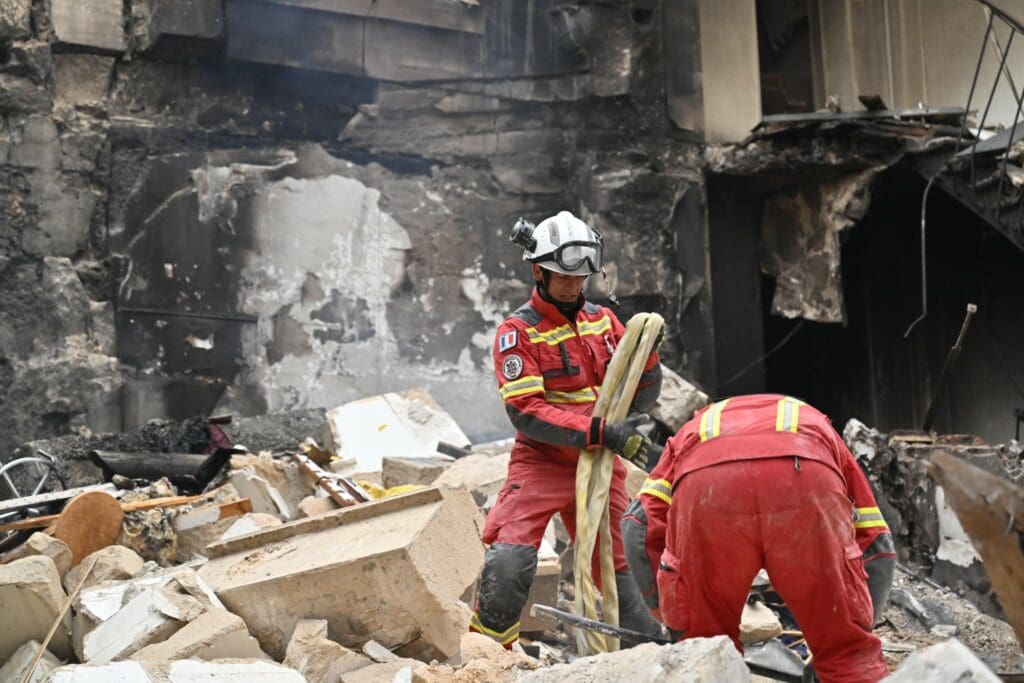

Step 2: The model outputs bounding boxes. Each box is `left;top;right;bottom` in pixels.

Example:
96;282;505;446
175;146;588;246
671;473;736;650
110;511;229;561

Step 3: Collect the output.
0;0;707;451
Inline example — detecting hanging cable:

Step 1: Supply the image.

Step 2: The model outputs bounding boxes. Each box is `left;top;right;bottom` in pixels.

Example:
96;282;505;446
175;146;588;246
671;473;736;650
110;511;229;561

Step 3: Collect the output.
713;319;806;392
903;176;938;338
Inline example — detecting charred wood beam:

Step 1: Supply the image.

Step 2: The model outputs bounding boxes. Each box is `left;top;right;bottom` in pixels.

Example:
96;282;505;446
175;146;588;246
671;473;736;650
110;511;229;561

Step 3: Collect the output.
927;451;1024;649
88;449;236;492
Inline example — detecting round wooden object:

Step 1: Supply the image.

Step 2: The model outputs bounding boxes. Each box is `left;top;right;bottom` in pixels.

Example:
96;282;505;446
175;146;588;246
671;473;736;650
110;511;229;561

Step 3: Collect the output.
51;491;125;567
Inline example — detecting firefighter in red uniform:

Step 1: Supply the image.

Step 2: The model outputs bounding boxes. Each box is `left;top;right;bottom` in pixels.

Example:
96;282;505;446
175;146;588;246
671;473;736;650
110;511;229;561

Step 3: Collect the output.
469;211;665;647
622;394;895;683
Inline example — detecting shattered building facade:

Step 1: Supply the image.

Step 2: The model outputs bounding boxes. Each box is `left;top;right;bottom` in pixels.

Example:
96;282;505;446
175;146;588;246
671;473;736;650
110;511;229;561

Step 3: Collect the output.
1;1;1024;680
2;1;1024;455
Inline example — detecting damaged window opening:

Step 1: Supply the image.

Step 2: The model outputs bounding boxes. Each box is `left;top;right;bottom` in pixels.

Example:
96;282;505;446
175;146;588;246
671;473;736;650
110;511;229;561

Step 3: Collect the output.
1;0;1022;679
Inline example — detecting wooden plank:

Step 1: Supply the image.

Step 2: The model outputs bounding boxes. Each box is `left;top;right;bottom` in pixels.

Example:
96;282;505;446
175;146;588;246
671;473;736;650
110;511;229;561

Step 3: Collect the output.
254;0;485;35
0;494;204;533
120;495;204;513
0;514;61;533
217;498;254;520
928;451;1024;649
0;484;119;516
51;491;125;567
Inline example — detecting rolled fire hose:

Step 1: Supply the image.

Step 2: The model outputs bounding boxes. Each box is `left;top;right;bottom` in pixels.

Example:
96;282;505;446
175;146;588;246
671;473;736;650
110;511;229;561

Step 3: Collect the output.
573;312;664;655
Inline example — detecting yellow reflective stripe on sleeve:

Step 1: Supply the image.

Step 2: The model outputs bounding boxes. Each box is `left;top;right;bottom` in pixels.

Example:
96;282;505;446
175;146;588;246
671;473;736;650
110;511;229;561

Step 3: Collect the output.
469;613;520;645
854;506;889;529
524;316;612;346
498;375;544;400
775;396;805;433
638;478;673;505
545;387;597;404
699;399;730;442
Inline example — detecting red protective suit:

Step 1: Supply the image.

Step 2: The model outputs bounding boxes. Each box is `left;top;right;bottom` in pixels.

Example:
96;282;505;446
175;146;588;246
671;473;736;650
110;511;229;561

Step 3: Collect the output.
469;287;661;646
639;394;892;683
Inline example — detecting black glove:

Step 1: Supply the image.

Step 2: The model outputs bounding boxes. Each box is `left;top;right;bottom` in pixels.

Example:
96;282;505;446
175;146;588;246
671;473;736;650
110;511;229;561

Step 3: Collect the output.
603;414;653;469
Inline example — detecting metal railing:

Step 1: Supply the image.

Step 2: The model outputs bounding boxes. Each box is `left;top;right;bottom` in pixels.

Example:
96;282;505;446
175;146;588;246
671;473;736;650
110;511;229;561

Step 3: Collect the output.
949;2;1024;244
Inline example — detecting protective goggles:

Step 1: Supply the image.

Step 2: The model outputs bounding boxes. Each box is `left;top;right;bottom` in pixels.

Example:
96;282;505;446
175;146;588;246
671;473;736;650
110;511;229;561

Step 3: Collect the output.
531;240;604;274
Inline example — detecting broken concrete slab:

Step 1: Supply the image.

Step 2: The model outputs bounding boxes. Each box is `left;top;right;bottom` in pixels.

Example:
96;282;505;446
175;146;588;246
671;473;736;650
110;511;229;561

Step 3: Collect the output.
173;504;246;563
75;564;212;624
740;601;783;645
622;458;647;499
200;487;485;661
229;467;295;520
64;545;145;593
432;450;510;507
381;456;452;489
520;636;750;682
0;531;73;577
650;364;709;432
50;0;127;52
219;512;284;542
297;494;339;518
416;632;538;681
362;639;400;663
284;619;372;681
50;661;152;682
323;389;471;472
884;638;1002;682
72;565;219;660
131;608;265;662
0;556;72;661
50;659;306;682
0;639;63;683
339;660;417;683
167;659;306;681
81;584;204;663
230;452;313;515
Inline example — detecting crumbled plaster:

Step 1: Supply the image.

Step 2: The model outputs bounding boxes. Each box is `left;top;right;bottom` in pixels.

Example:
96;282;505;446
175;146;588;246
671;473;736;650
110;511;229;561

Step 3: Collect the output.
759;169;879;323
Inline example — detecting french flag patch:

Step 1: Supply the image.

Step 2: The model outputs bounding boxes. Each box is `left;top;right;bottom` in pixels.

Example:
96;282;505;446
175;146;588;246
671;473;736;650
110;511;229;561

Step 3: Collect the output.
498;330;518;352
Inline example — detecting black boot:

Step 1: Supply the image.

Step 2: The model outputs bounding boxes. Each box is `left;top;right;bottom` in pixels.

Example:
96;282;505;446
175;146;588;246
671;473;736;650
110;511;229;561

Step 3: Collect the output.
616;571;666;642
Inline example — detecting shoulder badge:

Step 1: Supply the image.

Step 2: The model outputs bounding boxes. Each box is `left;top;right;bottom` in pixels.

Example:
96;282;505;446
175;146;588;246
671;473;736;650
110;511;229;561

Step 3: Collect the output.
502;354;524;380
498;330;518;352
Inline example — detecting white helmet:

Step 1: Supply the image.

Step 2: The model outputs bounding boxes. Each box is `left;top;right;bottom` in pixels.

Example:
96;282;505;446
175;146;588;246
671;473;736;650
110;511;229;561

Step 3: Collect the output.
510;211;604;275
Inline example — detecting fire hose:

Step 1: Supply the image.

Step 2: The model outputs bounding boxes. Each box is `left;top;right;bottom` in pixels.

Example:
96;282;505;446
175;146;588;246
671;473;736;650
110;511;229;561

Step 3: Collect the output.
573;312;664;655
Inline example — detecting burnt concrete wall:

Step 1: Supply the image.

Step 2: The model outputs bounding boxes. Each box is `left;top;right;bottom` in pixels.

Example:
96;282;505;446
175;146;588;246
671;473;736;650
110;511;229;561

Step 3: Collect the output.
0;0;710;452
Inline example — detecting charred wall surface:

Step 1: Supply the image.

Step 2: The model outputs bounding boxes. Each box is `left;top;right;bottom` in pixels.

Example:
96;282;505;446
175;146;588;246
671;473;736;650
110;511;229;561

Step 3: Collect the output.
0;0;709;453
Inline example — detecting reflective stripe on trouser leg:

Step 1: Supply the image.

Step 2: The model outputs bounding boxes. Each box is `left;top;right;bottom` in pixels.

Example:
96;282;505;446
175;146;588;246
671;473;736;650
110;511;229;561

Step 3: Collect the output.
471;543;538;647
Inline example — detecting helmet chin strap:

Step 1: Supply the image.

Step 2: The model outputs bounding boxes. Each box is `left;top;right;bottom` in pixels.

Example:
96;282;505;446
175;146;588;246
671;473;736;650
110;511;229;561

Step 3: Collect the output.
536;270;584;319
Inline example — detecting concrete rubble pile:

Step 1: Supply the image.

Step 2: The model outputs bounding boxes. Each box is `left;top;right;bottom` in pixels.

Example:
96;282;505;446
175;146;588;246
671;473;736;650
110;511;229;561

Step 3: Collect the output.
0;382;1020;681
843;419;1024;615
0;389;493;681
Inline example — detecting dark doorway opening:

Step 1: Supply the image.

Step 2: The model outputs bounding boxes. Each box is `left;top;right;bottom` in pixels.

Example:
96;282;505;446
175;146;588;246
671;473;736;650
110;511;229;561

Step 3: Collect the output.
760;167;1024;442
